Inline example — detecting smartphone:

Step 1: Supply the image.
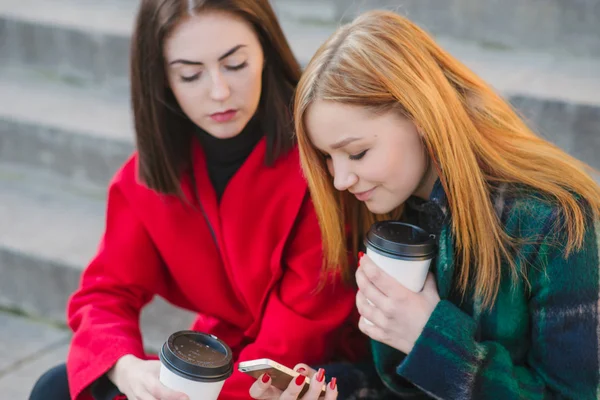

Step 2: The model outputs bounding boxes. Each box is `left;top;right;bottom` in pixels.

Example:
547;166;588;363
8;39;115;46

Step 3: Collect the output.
238;358;326;398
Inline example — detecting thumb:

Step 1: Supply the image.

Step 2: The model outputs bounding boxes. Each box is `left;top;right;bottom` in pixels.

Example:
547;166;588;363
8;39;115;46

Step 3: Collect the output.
422;273;440;302
151;381;189;400
423;273;437;291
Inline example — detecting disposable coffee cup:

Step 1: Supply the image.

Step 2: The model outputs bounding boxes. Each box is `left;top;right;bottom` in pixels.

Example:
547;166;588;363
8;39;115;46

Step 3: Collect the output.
159;330;233;400
362;222;436;325
364;221;437;293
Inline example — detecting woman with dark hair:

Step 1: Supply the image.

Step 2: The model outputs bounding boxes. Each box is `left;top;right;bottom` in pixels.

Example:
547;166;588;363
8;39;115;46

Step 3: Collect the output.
29;1;363;399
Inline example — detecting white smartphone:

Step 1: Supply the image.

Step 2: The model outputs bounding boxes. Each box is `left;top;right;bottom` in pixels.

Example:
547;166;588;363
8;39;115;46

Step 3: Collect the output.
238;358;326;398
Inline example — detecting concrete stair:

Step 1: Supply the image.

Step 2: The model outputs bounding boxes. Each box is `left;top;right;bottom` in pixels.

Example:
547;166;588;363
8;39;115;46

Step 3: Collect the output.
0;0;599;353
329;0;600;57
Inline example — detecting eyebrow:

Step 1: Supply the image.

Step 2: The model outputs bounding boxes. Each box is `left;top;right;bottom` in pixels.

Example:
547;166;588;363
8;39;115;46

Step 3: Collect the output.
330;137;361;150
168;44;247;66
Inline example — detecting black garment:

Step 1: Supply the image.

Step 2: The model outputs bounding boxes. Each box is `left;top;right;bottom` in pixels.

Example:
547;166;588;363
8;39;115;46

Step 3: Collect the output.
29;364;70;400
29;363;121;400
194;117;263;201
403;179;448;237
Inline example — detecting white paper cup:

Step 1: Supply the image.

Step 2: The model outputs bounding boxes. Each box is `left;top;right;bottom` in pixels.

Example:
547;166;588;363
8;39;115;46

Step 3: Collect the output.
159;331;233;400
362;222;437;325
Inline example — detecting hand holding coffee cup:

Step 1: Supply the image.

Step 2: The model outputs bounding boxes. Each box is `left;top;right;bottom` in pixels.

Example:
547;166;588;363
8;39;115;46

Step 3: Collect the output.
159;331;234;400
355;222;441;354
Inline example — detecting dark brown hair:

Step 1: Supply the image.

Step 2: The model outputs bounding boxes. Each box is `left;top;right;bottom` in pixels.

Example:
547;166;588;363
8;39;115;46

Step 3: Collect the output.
131;0;301;195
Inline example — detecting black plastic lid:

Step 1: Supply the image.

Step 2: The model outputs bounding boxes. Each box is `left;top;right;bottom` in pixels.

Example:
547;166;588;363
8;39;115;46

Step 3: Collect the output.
365;221;436;260
159;331;233;383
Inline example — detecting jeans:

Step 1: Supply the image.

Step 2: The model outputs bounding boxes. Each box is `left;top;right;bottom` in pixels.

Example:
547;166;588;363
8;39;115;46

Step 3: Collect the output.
29;363;122;400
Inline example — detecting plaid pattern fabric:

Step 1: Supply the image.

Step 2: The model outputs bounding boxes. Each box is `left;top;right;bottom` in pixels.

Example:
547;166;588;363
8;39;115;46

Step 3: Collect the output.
372;186;600;399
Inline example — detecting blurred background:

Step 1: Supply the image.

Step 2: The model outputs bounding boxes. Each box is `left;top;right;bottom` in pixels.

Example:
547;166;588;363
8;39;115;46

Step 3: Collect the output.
0;0;598;396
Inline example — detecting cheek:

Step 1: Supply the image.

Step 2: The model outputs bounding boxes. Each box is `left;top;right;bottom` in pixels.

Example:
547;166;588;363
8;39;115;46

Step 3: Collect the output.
384;141;427;190
170;83;204;118
326;159;334;176
234;66;263;102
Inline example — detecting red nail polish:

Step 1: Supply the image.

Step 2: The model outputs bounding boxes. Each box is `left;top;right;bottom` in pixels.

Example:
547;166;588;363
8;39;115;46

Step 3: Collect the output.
329;377;337;390
297;367;306;373
316;368;325;383
295;374;306;386
262;373;270;383
358;251;364;259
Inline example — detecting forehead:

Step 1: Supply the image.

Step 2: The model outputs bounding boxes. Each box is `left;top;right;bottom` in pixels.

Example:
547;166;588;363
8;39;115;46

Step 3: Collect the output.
305;100;371;145
164;11;261;60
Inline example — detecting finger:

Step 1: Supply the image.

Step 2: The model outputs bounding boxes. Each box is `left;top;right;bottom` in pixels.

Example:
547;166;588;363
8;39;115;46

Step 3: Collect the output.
355;290;387;328
147;378;188;400
358;316;385;342
360;255;409;298
325;377;338;400
279;373;305;400
304;368;326;400
358;316;411;352
355;269;392;315
249;374;279;399
292;363;317;378
138;391;159;400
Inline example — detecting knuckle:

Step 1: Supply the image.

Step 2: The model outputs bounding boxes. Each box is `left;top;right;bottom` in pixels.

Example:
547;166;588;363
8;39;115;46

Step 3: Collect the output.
381;299;396;318
365;262;379;280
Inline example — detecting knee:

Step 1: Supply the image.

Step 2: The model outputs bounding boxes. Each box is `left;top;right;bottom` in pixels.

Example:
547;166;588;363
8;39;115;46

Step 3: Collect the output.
29;363;70;400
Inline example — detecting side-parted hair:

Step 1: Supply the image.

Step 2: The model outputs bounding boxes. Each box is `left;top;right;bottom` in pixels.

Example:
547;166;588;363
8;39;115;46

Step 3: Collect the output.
294;11;600;307
131;0;301;195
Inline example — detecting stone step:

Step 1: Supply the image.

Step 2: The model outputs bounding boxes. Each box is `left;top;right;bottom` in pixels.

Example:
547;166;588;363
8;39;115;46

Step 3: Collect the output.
0;68;134;188
0;311;70;398
0;162;194;351
329;0;600;57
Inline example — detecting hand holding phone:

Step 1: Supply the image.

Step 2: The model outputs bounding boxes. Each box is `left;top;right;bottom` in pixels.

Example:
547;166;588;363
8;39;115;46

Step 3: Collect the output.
240;359;328;399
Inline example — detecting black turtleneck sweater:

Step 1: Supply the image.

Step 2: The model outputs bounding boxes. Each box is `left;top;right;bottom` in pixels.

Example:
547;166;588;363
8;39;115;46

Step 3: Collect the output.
194;118;263;201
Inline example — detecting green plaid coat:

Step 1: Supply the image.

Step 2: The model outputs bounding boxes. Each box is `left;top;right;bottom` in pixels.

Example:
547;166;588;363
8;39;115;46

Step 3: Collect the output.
372;185;600;399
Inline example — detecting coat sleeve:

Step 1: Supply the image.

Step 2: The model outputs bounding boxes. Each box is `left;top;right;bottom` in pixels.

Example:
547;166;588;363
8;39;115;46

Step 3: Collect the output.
66;178;170;400
387;211;600;399
218;196;361;399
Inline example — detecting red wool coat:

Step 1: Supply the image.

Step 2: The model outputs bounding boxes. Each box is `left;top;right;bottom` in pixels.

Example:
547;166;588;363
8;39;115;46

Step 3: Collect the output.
66;139;363;399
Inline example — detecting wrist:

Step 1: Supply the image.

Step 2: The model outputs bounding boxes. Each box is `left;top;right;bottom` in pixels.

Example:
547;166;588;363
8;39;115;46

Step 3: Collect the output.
107;354;137;388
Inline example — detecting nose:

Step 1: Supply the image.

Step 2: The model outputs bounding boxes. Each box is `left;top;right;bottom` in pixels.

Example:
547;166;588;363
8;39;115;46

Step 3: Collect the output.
209;70;231;102
331;160;358;192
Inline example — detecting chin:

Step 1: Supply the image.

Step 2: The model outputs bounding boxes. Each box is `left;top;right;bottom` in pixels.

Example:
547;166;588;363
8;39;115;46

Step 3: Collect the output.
364;201;395;215
364;196;405;215
202;122;244;139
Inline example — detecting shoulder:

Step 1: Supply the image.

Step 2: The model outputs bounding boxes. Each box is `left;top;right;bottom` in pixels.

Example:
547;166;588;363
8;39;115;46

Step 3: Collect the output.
495;184;594;243
108;152;152;196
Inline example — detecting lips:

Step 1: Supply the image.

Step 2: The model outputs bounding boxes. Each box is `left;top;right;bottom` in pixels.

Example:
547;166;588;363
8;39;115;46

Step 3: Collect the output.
353;187;375;201
210;109;237;123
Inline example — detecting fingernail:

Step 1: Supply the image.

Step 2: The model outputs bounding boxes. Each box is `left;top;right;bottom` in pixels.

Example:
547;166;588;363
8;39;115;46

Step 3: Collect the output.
297;367;306;373
316;368;325;383
295;374;305;386
358;251;364;266
329;377;337;390
262;373;270;383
